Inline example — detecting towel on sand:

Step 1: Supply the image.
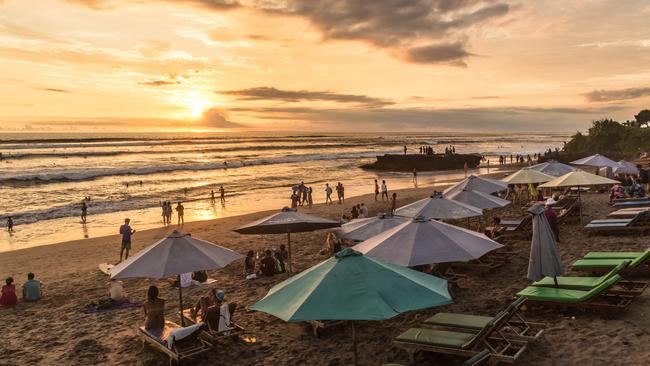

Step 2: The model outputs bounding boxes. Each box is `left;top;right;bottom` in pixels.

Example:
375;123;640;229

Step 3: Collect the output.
86;300;142;313
167;322;204;349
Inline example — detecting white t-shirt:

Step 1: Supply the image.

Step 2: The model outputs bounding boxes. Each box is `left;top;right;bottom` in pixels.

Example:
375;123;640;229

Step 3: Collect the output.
381;183;387;192
109;281;125;301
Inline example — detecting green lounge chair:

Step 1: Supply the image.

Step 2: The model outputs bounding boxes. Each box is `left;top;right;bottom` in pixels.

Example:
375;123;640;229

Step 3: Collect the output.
532;261;647;295
138;321;211;366
572;249;650;274
394;312;528;364
516;275;636;312
423;297;545;342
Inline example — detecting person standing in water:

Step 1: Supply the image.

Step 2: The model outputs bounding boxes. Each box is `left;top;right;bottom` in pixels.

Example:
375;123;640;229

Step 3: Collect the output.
413;169;418;187
81;201;88;223
219;185;225;206
210;190;215;203
119;218;135;262
7;217;13;232
176;202;185;225
374;179;379;201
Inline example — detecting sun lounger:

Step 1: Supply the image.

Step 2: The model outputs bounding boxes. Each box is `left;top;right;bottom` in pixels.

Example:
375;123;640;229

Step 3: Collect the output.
607;207;650;219
451;255;507;273
423;297;545;342
613;197;650;203
612;200;650;208
516;275;637;313
584;211;650;234
572;249;650;274
532;261;647;295
496;216;532;240
181;307;244;344
138;321;210;366
581;247;649;260
394;311;528;364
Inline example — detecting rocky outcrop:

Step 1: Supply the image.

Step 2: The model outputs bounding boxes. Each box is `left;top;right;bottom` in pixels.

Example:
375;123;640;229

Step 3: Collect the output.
361;154;482;172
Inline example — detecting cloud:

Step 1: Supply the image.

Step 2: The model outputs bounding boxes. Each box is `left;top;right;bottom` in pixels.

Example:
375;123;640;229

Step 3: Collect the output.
36;87;71;93
220;87;394;107
139;80;181;86
401;42;473;66
65;0;240;11
201;108;242;128
584;87;650;102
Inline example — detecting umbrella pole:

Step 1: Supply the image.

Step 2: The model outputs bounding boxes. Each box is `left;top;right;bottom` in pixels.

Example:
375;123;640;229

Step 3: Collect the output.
553;276;559;287
287;231;293;273
578;187;583;225
352;320;358;366
178;274;185;326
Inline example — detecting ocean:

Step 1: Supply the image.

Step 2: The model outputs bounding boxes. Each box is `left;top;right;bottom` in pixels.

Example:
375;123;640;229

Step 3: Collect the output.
0;132;568;252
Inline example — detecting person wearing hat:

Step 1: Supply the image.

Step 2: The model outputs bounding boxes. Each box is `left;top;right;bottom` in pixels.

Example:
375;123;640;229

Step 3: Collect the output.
544;198;560;242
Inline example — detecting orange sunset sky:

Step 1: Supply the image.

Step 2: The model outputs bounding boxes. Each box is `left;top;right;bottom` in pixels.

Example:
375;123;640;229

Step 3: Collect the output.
1;0;649;132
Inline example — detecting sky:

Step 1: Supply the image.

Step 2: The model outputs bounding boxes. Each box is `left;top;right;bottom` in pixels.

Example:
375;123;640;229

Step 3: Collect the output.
1;0;649;133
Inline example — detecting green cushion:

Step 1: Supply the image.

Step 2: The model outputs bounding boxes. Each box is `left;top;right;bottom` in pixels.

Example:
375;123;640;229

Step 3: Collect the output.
395;328;474;348
516;286;587;303
532;276;602;290
583;252;642;259
424;313;492;330
630;250;650;267
572;258;628;269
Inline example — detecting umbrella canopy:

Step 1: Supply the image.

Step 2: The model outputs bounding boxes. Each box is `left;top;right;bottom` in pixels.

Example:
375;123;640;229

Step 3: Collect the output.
527;204;564;281
615;160;639;175
501;168;555;184
111;230;244;279
444;189;510;210
394;194;483;220
443;174;508;195
529;160;575;177
234;207;340;235
353;217;502;266
250;248;452;321
234;207;340;273
538;170;619;188
571;154;620;168
335;214;408;243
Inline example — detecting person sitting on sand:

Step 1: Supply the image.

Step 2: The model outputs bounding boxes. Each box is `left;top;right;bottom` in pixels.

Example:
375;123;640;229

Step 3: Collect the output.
609;184;626;203
260;250;277;277
275;245;288;273
0;277;17;306
244;250;256;276
192;270;208;283
324;232;342;256
143;286;165;333
22;273;42;302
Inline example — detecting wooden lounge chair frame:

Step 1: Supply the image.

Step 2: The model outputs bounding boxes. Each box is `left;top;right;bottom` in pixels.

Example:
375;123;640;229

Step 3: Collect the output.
181;308;244;345
307;320;347;337
394;312;528;365
138;321;211;366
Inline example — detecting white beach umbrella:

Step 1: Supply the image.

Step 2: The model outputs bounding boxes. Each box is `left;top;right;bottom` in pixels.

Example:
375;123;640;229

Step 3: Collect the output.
353;216;503;267
529;160;575;177
335;214;408;243
444;189;510;210
111;230;244;324
394;193;483;220
570;154;620;169
615;160;639;175
501;168;555;184
527;204;564;283
443;174;508;196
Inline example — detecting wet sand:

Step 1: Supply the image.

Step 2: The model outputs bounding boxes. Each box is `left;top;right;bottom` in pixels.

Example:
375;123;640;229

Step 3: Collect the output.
1;171;649;365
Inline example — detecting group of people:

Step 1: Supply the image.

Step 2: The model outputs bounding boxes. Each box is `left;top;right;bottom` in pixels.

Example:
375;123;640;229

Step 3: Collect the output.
291;182;314;208
610;174;647;202
419;146;435;155
0;273;42;307
497;154;538;165
244;246;289;278
210;186;226;206
324;182;345;205
349;203;369;219
374;179;389;201
160;201;184;226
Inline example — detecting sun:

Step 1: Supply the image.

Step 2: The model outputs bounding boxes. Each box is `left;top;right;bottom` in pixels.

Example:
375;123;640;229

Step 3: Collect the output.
190;99;208;118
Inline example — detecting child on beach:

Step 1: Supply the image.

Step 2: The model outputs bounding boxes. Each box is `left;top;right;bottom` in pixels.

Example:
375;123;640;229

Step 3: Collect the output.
22;273;42;302
0;277;17;306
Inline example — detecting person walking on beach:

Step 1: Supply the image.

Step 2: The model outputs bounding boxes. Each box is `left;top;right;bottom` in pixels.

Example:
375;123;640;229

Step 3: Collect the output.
404;145;407;155
339;183;345;203
219;185;226;206
211;190;215;203
374;179;379;201
161;202;167;225
81;201;87;223
6;217;13;233
119;218;135;262
413;169;418;187
302;184;309;206
325;183;333;205
390;192;397;216
381;180;388;201
176;202;185;225
307;187;313;208
335;182;343;204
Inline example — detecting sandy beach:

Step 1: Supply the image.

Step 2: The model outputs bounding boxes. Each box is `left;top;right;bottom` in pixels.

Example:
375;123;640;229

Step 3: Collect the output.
1;171;649;366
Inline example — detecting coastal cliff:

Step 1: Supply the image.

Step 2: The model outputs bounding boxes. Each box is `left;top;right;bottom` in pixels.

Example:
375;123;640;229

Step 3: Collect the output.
361;153;482;171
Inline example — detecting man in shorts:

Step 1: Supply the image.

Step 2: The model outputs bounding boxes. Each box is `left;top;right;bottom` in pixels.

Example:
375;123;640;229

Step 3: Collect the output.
119;218;136;262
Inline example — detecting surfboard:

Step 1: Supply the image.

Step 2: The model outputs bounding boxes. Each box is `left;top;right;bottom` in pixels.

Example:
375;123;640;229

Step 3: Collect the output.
98;262;114;275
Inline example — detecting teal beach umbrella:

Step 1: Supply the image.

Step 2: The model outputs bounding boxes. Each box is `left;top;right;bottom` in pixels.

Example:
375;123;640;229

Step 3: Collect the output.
250;248;452;365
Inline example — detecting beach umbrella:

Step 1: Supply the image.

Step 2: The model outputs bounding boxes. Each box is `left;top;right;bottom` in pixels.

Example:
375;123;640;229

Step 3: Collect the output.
394;193;483;220
110;230;244;325
571;154;620;169
527;204;564;284
615;160;639;175
443;174;508;196
539;170;619;223
529;160;575;177
233;207;340;273
501;168;555;184
352;216;503;266
335;214;408;243
444;188;511;210
249;248;452;365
